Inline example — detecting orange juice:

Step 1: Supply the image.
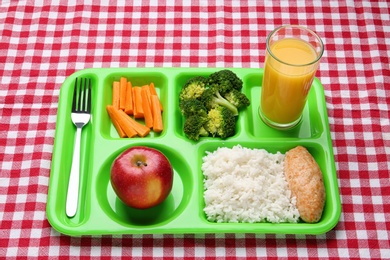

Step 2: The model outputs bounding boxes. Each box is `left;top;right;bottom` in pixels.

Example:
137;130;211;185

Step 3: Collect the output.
261;38;319;125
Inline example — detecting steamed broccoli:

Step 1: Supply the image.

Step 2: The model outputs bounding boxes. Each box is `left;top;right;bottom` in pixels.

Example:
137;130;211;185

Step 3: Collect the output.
179;70;249;141
179;76;208;102
223;89;250;109
207;69;243;94
179;99;208;118
204;105;236;139
183;115;209;141
201;88;239;116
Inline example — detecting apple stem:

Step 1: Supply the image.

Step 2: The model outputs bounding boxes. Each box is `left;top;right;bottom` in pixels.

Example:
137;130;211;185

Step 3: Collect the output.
136;160;147;167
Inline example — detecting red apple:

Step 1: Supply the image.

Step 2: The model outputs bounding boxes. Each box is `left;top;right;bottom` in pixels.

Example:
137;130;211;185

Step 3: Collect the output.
110;146;173;209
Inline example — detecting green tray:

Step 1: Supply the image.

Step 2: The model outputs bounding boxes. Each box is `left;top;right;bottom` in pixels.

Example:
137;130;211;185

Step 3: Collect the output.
47;68;341;236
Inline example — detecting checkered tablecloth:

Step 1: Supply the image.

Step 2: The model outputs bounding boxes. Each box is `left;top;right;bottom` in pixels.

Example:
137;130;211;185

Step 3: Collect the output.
1;0;389;259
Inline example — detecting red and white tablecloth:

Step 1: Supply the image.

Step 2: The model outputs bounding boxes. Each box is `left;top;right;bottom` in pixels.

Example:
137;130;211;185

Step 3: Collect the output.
1;1;389;259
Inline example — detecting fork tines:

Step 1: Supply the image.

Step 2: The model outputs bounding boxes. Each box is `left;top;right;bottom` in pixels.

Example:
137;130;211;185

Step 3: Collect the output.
72;78;92;113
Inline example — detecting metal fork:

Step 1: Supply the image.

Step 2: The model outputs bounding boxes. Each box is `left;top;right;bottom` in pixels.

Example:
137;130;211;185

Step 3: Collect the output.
66;77;92;218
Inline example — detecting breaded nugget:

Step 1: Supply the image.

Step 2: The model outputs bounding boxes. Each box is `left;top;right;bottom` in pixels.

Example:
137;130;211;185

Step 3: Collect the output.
284;146;325;223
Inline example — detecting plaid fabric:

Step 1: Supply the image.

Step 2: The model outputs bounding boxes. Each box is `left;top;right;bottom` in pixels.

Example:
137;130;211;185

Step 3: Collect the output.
1;0;389;259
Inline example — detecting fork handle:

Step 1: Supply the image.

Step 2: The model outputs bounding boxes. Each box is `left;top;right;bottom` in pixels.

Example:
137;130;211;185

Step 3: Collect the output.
66;127;82;218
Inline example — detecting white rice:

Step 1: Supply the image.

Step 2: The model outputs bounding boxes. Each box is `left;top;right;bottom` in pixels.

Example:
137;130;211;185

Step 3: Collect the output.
202;145;300;223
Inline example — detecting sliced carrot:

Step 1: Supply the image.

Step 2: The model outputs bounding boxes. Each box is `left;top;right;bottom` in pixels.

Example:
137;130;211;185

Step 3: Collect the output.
106;106;127;138
132;86;144;119
117;109;150;137
149;82;163;111
119;77;127;110
151;94;163;132
112;81;120;110
141;87;154;128
124;81;133;115
149;82;157;95
141;84;152;105
106;105;137;138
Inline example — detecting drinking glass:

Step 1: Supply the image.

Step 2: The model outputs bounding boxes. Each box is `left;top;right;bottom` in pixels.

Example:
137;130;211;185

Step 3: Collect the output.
259;25;324;130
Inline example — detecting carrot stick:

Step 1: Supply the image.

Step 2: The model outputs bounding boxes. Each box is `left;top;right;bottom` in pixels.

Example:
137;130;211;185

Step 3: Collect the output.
119;77;127;110
124;81;133;115
141;87;153;128
112;81;120;110
149;82;163;111
151;94;163;132
132;86;144;119
117;109;150;137
106;105;127;138
141;84;152;105
106;105;137;138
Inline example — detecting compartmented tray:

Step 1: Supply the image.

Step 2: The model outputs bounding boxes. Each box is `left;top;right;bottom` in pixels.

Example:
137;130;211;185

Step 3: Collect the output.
46;68;341;236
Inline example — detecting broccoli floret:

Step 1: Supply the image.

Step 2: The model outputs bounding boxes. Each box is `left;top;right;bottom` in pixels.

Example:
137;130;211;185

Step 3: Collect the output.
179;70;248;141
183;115;209;141
179;99;208;118
179;76;208;102
223;89;250;109
207;69;243;94
204;105;236;139
201;88;239;116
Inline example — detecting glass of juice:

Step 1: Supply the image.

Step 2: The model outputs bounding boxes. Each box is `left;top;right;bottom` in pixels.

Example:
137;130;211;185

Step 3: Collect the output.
259;25;324;130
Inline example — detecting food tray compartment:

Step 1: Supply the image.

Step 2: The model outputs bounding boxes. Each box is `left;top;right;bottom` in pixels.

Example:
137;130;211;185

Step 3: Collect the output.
47;68;341;236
